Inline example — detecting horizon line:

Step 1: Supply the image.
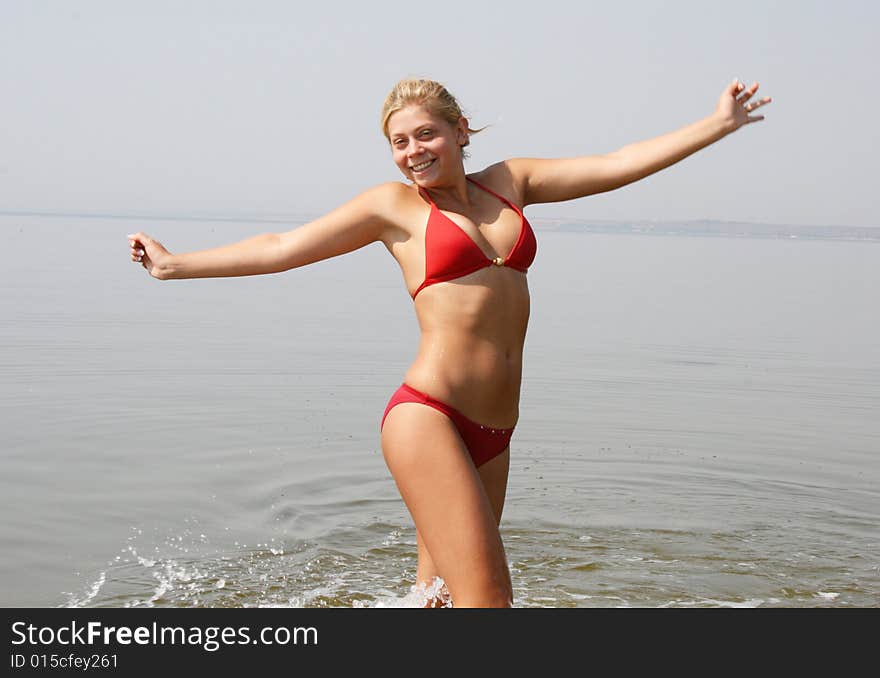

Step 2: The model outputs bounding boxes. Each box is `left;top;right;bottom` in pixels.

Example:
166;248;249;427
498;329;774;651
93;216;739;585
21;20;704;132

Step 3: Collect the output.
2;207;878;232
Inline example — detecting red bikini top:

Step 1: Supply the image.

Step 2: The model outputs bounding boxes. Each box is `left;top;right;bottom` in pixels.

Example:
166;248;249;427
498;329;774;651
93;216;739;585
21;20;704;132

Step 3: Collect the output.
412;177;537;299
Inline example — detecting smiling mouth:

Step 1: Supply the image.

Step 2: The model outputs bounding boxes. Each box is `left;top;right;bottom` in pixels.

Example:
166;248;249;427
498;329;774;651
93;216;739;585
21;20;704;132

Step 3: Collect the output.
410;159;435;172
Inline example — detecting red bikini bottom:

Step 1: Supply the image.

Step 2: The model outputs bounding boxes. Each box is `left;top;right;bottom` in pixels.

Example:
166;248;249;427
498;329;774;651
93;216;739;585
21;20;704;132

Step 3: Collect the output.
381;383;513;467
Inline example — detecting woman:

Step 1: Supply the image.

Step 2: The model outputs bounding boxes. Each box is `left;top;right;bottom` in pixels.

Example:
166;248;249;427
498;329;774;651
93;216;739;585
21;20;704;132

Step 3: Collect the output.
128;77;770;607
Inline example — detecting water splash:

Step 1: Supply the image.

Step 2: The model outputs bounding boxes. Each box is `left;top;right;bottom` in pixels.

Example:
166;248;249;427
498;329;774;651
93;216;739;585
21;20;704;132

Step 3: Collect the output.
61;523;426;608
60;522;873;608
371;577;451;608
64;571;107;608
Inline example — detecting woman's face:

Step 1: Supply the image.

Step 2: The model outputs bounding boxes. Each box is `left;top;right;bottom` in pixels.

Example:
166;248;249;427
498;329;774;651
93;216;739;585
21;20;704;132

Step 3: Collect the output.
387;105;468;185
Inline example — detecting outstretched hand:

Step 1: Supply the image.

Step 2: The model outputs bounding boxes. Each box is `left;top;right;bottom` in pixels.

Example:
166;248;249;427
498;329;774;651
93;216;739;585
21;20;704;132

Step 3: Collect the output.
128;232;171;279
716;78;771;132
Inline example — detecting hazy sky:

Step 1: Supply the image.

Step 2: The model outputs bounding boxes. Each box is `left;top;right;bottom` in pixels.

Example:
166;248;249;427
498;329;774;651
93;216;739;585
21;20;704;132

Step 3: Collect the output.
2;0;877;227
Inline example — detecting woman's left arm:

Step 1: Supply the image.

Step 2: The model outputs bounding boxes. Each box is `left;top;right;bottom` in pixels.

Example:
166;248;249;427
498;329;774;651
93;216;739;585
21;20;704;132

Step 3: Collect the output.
510;78;771;206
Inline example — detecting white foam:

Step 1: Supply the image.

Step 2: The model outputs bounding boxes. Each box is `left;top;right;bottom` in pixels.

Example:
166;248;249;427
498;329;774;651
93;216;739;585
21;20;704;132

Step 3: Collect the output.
373;577;451;608
661;598;766;608
64;571;107;608
382;529;402;547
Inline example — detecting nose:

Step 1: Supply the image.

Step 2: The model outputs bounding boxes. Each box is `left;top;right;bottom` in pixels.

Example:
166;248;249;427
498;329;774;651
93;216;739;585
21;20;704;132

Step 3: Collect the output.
406;138;425;158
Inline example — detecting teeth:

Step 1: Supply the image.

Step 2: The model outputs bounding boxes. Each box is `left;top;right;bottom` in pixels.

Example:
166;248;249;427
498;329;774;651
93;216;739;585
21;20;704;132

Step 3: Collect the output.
412;160;433;171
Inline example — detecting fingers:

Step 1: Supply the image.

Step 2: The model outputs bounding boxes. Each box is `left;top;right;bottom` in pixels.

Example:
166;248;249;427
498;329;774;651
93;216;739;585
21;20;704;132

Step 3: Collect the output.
736;81;758;105
127;232;153;246
744;95;772;119
128;241;144;262
731;79;767;104
729;79;772;122
725;78;744;100
127;232;147;263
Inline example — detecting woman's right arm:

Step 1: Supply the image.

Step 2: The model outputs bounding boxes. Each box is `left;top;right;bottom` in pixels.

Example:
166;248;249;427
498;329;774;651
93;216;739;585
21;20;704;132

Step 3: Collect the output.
129;183;401;280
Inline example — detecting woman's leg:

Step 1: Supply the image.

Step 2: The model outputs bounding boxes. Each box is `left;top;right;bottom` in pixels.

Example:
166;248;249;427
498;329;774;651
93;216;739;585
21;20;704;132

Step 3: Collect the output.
414;448;510;606
381;403;513;608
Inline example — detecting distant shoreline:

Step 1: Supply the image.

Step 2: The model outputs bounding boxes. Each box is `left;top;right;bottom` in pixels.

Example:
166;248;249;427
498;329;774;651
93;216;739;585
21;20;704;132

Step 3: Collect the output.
2;209;878;242
542;219;880;242
0;209;303;226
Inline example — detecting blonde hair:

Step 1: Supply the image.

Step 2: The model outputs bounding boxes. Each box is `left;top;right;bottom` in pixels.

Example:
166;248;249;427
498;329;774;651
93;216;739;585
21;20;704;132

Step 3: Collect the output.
381;78;484;157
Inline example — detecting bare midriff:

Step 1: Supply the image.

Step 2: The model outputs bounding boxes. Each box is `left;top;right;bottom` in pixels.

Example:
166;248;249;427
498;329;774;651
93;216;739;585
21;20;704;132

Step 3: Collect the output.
403;266;530;429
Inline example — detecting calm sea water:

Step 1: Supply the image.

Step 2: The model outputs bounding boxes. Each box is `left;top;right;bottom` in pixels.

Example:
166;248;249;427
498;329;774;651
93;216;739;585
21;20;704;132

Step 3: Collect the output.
1;215;878;607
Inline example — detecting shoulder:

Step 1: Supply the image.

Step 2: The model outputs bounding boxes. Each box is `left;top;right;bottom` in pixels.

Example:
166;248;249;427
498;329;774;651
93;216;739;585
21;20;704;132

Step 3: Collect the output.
336;181;418;227
356;181;427;243
353;180;408;206
468;161;530;208
358;181;421;213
